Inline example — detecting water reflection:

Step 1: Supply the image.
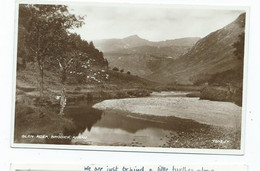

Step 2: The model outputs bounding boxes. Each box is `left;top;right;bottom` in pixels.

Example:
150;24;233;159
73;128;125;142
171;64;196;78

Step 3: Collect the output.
65;101;103;134
94;110;208;133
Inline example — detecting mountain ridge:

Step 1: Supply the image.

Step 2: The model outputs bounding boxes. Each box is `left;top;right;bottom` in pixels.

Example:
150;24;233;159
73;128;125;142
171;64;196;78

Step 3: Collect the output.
99;37;200;77
148;13;245;85
93;35;200;52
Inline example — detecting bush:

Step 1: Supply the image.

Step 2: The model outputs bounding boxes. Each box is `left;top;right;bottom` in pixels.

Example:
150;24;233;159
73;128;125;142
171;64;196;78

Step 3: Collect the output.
112;67;119;71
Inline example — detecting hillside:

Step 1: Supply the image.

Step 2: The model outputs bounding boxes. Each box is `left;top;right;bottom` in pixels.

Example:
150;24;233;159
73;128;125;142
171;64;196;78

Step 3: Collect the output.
149;13;246;85
16;62;157;94
94;36;199;77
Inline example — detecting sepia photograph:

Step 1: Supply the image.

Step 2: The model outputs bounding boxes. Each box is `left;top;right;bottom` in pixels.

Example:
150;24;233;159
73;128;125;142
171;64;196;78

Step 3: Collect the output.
12;1;249;153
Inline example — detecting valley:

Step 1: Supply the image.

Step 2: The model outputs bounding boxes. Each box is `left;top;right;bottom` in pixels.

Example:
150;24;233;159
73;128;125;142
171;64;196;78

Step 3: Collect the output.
94;36;200;77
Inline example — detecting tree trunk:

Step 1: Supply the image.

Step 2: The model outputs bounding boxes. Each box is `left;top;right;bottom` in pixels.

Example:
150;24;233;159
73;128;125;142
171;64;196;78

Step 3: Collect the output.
58;85;66;116
40;65;44;98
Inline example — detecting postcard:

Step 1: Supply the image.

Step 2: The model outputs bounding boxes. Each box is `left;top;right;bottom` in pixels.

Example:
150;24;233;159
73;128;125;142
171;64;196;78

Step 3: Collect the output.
11;0;249;154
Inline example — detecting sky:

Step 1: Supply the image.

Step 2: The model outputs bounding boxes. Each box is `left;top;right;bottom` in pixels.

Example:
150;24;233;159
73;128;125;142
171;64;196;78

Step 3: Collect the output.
68;3;244;42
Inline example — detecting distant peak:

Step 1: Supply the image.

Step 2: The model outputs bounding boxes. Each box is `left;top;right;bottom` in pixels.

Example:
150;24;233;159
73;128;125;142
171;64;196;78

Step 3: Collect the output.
129;34;140;38
124;34;142;39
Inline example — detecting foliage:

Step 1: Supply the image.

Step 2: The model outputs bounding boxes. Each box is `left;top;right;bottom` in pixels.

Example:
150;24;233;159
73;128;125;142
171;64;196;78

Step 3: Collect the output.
17;4;108;92
89;41;95;49
112;67;119;71
18;4;84;96
18;4;84;65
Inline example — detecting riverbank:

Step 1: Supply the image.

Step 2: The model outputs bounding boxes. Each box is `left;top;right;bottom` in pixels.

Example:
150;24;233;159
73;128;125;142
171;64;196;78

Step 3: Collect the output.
14;84;153;144
93;96;241;128
14;95;76;144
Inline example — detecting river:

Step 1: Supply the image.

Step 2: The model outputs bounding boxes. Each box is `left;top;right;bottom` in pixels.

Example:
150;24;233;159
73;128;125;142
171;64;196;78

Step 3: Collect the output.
65;91;242;148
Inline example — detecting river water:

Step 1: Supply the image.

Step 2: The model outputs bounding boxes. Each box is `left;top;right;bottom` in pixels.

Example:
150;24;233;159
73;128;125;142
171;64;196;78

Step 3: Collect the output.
65;91;241;147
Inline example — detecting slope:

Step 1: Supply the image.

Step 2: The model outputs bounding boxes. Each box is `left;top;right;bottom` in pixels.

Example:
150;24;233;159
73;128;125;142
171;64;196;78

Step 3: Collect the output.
149;13;246;85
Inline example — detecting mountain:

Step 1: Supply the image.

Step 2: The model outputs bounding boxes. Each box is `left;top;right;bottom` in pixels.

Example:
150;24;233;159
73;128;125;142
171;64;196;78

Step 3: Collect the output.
94;35;200;52
94;35;150;52
148;13;246;85
94;36;200;77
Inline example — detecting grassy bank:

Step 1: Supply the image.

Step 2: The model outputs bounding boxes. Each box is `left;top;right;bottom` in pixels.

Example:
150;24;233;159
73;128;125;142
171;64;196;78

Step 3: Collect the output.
14;94;76;144
200;85;242;106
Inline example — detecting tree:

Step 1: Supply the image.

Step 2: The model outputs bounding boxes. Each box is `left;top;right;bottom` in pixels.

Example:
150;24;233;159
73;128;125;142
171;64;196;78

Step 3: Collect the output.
55;37;87;115
17;6;35;70
89;41;95;49
104;59;109;69
19;4;84;98
18;4;111;115
120;69;124;73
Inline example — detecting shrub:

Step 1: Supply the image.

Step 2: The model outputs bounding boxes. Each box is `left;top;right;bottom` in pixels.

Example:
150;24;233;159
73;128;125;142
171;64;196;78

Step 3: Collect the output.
112;67;119;71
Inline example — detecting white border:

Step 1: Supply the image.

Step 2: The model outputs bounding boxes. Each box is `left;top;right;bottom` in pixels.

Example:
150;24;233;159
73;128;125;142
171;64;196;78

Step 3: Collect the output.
10;0;250;155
